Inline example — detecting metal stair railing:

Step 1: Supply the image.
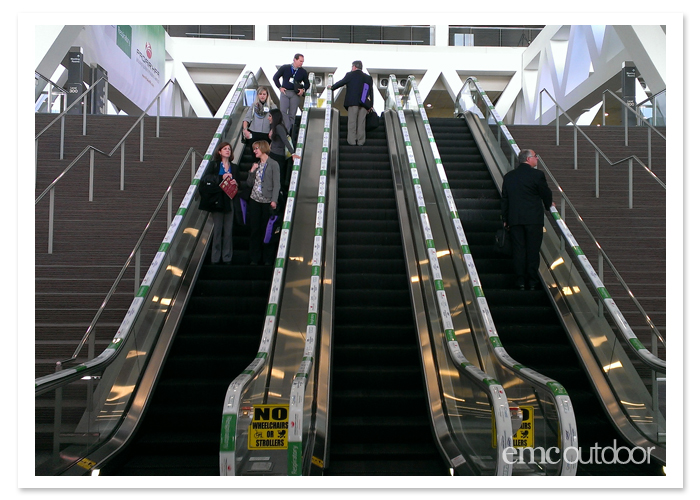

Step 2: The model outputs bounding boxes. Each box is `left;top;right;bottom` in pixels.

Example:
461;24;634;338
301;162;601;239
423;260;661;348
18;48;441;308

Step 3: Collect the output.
35;72;68;114
538;88;665;209
35;79;184;253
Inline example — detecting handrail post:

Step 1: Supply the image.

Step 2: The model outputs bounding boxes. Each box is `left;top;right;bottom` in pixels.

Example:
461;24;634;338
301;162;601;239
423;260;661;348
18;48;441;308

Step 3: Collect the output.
573;126;578;170
555;105;560;146
598;250;604;317
560;196;565;221
648;126;652;170
60;115;65;160
156;96;161;138
140;120;145;162
53;385;63;459
89;149;95;202
134;248;141;296
628;159;633;209
624;109;629;146
48;188;55;254
121;142;126;190
539;92;543;126
595;151;600;198
167;190;173;227
191;150;196;179
82;94;88;136
602;93;606;126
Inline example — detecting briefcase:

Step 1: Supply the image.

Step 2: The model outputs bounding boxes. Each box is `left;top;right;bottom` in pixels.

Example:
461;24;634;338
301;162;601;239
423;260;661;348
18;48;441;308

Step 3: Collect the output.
365;110;379;131
494;227;512;256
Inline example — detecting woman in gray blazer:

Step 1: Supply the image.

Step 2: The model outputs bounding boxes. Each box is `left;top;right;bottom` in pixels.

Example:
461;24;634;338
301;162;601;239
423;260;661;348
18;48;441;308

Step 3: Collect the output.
247;141;281;265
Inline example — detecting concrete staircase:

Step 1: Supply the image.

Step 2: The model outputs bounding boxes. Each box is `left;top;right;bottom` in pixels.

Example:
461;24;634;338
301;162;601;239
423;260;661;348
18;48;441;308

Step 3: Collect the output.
34;114;220;379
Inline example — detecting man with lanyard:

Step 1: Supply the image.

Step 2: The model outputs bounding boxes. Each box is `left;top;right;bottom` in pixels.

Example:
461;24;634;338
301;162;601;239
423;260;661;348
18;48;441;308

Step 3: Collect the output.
273;53;310;134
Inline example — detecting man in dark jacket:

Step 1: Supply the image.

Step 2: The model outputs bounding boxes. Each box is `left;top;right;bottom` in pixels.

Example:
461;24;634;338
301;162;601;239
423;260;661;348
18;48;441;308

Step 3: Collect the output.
501;149;553;290
330;61;374;145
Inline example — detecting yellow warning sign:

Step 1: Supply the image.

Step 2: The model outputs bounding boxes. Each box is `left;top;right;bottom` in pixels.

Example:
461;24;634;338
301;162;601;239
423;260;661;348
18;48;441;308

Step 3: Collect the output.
248;404;289;450
492;406;535;448
512;406;534;448
76;457;96;470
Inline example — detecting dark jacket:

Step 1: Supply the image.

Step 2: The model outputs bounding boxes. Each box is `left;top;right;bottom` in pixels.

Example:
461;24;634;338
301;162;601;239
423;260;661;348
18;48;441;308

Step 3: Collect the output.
331;70;373;110
270;123;295;157
198;161;240;213
273;64;310;92
501;163;553;226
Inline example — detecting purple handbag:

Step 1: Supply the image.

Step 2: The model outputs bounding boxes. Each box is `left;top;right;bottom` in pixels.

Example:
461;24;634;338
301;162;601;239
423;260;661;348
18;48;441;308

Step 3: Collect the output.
264;215;278;244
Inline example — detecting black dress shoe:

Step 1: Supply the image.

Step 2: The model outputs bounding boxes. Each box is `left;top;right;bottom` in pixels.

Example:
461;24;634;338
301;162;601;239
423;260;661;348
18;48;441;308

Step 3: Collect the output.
517;284;525;291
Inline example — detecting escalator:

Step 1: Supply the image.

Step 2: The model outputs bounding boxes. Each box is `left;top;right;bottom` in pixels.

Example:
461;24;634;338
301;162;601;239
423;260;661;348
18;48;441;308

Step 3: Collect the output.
101;136;277;476
325;115;448;475
429;117;664;476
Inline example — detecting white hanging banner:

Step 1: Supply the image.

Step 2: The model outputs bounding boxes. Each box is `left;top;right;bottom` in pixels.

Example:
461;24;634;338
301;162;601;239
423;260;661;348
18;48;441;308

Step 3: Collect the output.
80;25;169;114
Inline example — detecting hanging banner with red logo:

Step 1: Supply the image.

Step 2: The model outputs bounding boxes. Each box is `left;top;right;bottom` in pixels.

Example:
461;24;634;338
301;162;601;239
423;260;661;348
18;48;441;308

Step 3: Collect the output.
79;25;169;115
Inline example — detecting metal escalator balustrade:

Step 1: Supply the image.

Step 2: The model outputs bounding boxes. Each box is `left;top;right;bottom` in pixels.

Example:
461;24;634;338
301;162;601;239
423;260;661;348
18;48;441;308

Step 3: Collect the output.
101;93;284;475
393;75;578;476
287;82;335;476
219;75;321;476
453;77;665;472
34;72;259;476
386;75;518;476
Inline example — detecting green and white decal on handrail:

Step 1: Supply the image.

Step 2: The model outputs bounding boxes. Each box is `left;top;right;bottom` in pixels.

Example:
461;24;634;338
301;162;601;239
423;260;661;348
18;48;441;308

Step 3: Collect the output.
549;208;664;369
389;75;513;476
405;75;578;475
219;82;314;476
34;72;255;390
464;76;664;372
287;82;334;476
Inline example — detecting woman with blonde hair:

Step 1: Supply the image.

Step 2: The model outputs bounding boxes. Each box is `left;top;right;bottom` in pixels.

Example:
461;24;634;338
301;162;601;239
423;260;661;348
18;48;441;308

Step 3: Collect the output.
242;86;275;148
247;141;281;265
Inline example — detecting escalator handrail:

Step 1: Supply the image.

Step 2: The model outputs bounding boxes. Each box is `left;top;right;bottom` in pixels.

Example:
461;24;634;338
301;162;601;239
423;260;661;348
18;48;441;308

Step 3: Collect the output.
35;71;258;395
219;74;318;476
395;75;578;476
287;80;334;476
386;75;515;476
458;76;666;373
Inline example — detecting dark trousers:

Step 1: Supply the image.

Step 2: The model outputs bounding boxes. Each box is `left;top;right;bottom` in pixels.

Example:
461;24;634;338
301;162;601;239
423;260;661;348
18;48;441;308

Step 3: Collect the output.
210;199;234;263
269;152;289;191
509;224;544;287
248;198;275;265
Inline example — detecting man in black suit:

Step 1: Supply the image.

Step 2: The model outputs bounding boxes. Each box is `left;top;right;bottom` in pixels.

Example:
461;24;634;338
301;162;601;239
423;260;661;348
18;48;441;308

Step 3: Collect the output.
501;149;553;290
329;61;374;145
